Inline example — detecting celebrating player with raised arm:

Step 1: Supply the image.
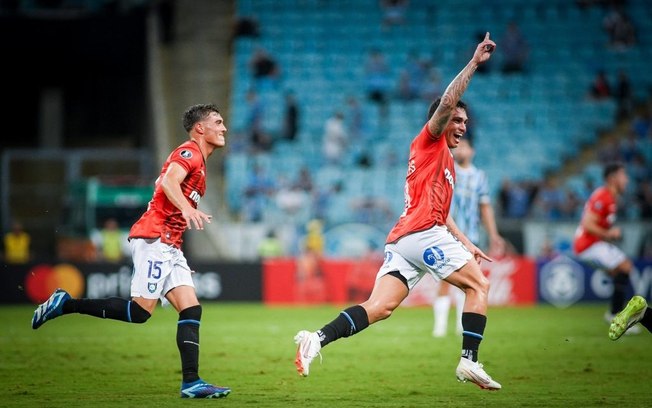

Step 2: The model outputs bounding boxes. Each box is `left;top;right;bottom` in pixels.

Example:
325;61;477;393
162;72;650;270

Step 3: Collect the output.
32;104;231;399
294;33;502;390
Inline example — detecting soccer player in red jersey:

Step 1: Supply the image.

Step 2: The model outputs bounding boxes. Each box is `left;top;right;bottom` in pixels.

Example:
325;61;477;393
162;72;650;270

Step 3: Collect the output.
573;162;639;334
294;33;501;390
32;104;232;398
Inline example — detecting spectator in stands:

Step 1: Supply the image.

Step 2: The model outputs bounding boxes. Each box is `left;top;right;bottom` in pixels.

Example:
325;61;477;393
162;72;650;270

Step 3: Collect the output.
589;70;612;100
249;46;281;89
531;175;567;220
3;219;31;264
275;176;310;220
631;108;651;139
91;217;128;263
245;89;272;152
380;0;408;30
499;21;529;74
598;139;621;163
312;180;343;221
395;51;427;101
603;4;637;50
364;48;391;118
232;15;260;39
293;166;314;193
345;96;366;142
350;195;394;229
258;229;285;259
498;178;531;219
322;111;348;165
242;164;276;222
282;90;300;142
615;70;633;120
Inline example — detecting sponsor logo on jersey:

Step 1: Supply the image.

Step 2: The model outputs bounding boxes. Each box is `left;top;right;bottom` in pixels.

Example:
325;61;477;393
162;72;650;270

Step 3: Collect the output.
444;167;454;187
406;159;416;176
180;150;193;159
189;190;201;204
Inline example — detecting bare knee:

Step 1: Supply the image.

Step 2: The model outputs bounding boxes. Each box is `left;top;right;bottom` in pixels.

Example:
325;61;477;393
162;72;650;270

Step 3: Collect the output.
463;275;490;298
615;259;632;275
362;299;400;323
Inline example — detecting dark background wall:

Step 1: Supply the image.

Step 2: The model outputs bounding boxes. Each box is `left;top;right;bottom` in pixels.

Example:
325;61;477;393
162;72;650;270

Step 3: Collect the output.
0;6;149;150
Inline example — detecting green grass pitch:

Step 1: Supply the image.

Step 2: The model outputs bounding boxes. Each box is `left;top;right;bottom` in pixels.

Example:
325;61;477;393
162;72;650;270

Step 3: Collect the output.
1;302;650;407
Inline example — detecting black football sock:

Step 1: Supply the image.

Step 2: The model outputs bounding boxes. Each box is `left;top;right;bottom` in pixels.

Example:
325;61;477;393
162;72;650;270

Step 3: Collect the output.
461;312;487;362
178;305;202;384
62;298;151;323
611;273;629;314
317;305;369;347
640;308;652;332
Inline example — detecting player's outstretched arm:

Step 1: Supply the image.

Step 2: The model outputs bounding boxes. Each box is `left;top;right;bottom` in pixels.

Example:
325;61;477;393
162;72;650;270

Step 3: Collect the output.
428;32;496;136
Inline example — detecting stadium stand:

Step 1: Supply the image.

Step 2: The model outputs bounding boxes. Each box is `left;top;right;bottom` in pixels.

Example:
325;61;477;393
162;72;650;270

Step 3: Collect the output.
227;0;652;234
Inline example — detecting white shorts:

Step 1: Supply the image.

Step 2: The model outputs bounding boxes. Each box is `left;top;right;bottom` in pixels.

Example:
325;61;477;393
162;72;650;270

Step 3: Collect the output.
576;241;628;271
129;238;195;302
377;225;473;290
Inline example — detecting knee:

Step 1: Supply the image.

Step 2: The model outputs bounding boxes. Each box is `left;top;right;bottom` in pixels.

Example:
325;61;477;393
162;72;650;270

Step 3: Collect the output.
129;301;152;324
617;260;632;274
465;275;490;298
365;299;400;323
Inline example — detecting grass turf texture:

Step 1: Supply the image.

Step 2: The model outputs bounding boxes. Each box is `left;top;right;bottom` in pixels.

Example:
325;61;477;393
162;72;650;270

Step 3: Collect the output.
1;303;650;407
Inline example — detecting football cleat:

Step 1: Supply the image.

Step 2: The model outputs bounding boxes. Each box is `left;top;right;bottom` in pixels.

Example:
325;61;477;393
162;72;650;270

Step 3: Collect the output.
294;330;322;377
456;357;502;390
180;379;231;398
609;296;648;341
31;288;71;329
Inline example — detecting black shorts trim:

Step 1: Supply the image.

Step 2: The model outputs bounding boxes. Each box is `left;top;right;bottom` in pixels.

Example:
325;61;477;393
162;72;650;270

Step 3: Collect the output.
387;270;409;290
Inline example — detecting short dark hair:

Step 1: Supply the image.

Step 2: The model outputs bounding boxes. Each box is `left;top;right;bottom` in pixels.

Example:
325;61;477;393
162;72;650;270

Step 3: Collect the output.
603;161;625;180
427;97;468;120
182;104;220;132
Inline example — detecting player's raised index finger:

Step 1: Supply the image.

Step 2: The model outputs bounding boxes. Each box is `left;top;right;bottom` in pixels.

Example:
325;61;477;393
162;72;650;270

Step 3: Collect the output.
485;32;490;41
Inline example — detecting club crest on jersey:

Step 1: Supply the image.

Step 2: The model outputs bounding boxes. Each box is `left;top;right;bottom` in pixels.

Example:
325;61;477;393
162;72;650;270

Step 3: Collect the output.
384;251;393;264
180;150;193;159
148;282;157;293
423;246;446;267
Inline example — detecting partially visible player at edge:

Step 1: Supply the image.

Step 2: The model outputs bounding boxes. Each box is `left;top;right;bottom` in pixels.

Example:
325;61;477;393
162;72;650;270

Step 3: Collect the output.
294;33;502;390
609;295;652;340
31;104;231;399
573;162;640;334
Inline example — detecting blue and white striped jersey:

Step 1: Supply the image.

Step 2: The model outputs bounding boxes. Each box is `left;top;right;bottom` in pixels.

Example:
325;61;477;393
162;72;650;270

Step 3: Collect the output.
450;164;491;245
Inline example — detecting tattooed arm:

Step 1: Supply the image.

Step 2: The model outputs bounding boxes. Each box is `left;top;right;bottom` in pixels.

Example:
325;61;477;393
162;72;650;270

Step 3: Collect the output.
427;32;496;136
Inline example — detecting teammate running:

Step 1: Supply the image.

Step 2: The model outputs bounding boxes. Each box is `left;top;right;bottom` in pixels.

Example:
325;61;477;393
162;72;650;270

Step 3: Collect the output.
573;162;639;334
32;104;232;399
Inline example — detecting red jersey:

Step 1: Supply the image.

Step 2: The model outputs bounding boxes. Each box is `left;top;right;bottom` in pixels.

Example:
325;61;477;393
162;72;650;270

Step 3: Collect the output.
386;124;456;243
573;186;617;254
129;141;206;248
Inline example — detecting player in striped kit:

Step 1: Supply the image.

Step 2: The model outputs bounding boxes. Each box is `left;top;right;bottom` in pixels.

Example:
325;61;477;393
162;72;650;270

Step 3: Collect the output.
432;138;505;337
294;33;502;390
